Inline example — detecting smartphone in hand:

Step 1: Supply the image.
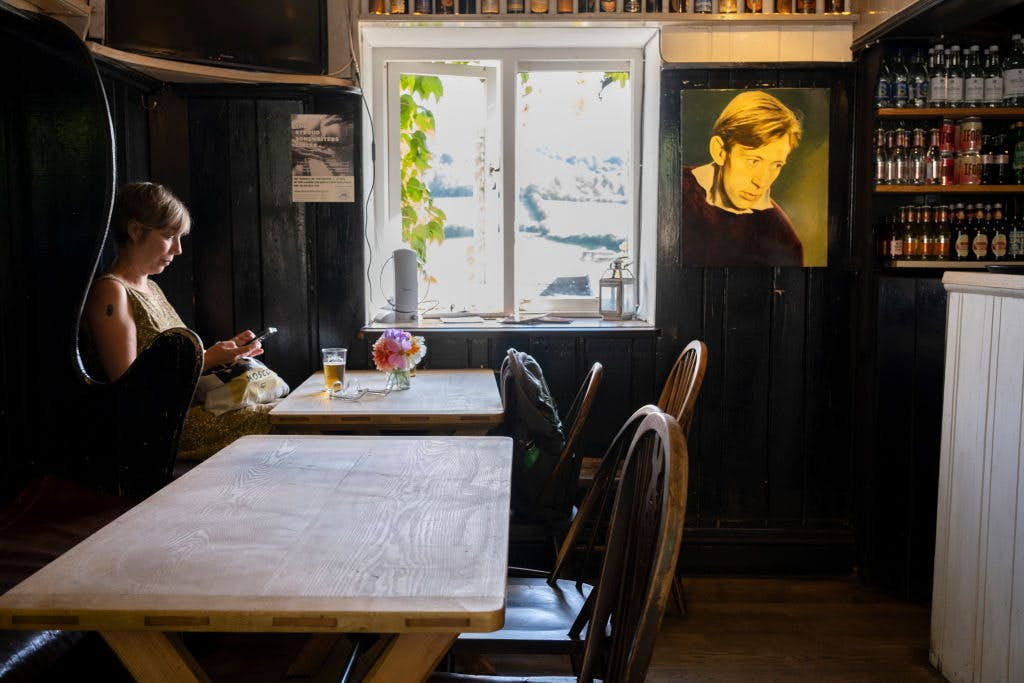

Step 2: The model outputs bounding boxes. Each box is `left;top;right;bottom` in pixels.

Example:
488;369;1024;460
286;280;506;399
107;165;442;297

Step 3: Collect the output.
250;326;278;345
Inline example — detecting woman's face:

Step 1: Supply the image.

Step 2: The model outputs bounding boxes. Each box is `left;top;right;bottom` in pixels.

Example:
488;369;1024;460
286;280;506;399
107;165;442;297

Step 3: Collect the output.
132;222;187;275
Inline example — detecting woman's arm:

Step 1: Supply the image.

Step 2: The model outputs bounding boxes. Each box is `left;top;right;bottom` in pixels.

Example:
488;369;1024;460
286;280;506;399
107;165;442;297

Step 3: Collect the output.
85;278;137;382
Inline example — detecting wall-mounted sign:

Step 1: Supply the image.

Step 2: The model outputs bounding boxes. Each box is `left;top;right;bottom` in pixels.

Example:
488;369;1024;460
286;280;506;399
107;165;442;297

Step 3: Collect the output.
291;114;354;203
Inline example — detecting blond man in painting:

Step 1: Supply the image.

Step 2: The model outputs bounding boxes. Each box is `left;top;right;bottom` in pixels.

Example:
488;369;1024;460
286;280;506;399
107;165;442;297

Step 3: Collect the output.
681;90;805;267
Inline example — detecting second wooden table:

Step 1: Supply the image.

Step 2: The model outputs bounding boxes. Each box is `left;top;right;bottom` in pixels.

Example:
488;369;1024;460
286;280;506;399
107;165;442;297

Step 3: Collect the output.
270;368;504;435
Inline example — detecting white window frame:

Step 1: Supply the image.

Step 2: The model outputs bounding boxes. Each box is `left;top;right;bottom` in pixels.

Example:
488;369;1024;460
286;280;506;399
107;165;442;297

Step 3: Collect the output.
360;26;661;322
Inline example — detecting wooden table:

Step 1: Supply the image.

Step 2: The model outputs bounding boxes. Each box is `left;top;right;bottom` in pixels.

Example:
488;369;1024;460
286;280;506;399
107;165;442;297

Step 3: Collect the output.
270;368;505;435
0;434;512;682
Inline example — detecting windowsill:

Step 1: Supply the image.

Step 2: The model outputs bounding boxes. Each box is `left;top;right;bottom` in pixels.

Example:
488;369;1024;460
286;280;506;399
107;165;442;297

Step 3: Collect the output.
360;316;658;335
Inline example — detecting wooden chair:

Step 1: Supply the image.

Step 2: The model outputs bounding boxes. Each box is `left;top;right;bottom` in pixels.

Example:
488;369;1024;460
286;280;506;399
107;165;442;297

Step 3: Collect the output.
508;356;603;569
433;409;689;683
450;405;662;674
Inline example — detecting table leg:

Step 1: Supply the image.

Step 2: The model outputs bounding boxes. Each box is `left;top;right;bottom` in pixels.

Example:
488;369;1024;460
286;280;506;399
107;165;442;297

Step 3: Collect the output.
101;631;210;682
363;633;457;683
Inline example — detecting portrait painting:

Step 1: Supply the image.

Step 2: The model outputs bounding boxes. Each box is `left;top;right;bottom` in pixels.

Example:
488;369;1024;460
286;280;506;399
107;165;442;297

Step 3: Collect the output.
679;88;830;267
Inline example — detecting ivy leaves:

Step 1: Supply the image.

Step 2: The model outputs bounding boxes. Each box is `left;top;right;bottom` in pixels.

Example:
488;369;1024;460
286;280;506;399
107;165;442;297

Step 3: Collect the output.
399;75;447;264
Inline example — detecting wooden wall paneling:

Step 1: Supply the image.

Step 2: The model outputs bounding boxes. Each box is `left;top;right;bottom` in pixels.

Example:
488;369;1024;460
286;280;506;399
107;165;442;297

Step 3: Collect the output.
719;268;774;527
468;337;490;368
766;267;807;527
907;277;945;601
226;99;264;342
526;335;577;419
420;334;471;368
581;336;636;454
146;90;194;323
871;275;917;593
256;98;310;388
695;268;728;529
803;269;853;526
0;76;19;487
312;94;364;364
188;98;236;346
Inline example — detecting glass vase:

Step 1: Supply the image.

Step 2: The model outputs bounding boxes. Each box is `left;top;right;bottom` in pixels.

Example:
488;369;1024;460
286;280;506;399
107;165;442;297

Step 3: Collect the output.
386;369;411;391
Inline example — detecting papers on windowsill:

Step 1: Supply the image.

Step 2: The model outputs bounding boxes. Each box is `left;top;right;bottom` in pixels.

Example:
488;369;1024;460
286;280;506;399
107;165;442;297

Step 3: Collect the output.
440;316;487;323
498;314;574;325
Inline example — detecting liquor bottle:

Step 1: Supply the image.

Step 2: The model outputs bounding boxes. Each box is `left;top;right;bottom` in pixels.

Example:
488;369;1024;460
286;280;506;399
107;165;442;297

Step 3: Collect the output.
995;130;1011;184
875;51;893;109
891;128;910;184
746;0;763;12
984;45;1004;107
970;204;990;260
934;204;951;260
964;45;985;107
601;0;616;10
910;48;929;108
1004;34;1024;107
480;0;499;12
775;0;792;13
507;0;526;12
902;206;921;259
928;43;947;108
1014;120;1024;184
694;0;713;12
953;202;971;260
909;128;927;184
796;0;815;12
389;0;407;13
892;48;910;108
719;0;737;13
924;127;942;184
889;214;904;260
369;0;386;14
945;44;965;108
990;202;1008;260
413;0;433;13
980;134;997;184
558;0;574;10
918;205;934;259
644;0;660;11
532;0;552;12
438;0;456;13
873;128;890;185
669;0;686;10
1009;203;1024;260
877;216;891;260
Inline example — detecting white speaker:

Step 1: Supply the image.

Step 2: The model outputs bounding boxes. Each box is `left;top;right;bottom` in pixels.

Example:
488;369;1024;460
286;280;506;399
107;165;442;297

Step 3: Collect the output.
393;248;418;322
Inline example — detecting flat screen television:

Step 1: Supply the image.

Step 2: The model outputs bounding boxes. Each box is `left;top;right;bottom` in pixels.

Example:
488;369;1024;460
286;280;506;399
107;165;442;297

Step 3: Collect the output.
105;1;326;75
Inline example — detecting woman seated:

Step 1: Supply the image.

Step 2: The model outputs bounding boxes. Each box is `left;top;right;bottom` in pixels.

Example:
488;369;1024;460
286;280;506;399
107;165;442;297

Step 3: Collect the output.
83;181;277;462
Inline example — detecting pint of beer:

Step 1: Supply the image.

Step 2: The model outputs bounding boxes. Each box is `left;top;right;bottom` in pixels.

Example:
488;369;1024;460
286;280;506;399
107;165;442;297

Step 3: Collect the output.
322;347;347;393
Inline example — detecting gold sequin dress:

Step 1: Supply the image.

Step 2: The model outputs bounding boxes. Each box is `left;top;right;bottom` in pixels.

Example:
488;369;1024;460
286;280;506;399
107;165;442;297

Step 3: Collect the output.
85;274;275;462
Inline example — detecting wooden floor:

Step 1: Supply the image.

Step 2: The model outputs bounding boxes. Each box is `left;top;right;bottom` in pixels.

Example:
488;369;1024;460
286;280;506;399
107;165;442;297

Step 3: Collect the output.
55;576;946;681
488;576;946;682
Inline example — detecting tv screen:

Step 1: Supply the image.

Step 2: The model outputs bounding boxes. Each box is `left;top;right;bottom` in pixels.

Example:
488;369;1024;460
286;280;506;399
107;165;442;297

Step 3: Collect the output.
105;1;326;75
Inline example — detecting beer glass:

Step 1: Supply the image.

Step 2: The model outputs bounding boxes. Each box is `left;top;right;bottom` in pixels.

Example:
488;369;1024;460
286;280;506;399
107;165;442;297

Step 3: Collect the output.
321;348;348;393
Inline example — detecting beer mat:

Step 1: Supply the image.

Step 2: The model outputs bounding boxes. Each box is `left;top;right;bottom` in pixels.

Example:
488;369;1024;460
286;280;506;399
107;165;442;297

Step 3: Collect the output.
440;316;486;323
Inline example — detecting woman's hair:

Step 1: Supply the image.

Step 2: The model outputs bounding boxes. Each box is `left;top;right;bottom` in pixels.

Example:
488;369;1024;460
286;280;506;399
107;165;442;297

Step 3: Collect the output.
111;182;190;246
711;91;803;152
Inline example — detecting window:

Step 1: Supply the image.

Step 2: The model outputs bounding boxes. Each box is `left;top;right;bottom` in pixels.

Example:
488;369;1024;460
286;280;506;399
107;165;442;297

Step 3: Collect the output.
364;30;659;321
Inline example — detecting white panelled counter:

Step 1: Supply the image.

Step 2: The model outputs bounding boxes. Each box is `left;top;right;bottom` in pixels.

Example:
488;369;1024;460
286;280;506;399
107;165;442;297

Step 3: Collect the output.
931;272;1024;683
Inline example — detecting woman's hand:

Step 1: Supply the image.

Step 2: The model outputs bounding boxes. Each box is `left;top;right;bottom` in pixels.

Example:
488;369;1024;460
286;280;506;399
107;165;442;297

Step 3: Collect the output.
202;330;264;372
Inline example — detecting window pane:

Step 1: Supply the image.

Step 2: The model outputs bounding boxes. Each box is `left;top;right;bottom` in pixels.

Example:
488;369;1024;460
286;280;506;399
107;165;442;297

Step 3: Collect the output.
515;70;632;311
397;68;500;314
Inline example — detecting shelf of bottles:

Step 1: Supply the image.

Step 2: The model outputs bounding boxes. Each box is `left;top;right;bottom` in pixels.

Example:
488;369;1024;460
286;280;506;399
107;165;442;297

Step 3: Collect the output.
363;0;851;17
872;31;1024;269
877;200;1024;266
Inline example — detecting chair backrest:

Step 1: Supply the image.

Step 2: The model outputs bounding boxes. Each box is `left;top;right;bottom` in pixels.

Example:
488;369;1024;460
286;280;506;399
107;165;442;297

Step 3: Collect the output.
549;403;662;585
538;360;603;518
0;6;203;499
578;410;688;683
657;339;708;437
